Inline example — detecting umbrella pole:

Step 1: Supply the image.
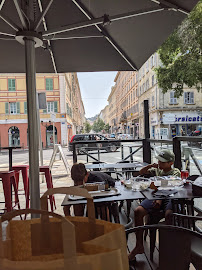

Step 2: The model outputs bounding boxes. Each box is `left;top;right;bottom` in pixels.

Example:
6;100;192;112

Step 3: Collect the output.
24;38;40;217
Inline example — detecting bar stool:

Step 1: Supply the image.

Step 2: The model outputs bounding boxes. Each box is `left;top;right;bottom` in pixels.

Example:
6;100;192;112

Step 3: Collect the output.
0;171;21;212
12;165;29;209
39;166;56;211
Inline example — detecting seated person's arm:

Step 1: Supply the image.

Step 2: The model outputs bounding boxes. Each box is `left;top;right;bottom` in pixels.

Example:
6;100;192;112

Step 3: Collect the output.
139;163;158;175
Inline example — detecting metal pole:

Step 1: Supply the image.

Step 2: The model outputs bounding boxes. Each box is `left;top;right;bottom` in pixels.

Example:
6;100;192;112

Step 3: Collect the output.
53;121;55;148
25;38;40;216
143;100;151;164
36;94;44;182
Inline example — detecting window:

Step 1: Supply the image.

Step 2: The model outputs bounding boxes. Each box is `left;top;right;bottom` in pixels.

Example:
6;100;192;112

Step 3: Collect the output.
184;92;194;104
146;61;149;73
47;101;58;113
146;79;149;90
152;75;155;86
143;83;145;92
8;79;16;91
170;91;177;104
46;78;53;90
5;102;20;114
152;96;155;107
151;55;154;67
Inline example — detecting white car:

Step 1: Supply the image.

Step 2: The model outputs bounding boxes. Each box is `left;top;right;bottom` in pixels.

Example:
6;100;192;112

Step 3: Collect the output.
118;134;134;140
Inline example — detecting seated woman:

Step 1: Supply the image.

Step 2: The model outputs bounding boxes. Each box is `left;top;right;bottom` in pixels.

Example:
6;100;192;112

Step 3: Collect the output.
63;163;115;216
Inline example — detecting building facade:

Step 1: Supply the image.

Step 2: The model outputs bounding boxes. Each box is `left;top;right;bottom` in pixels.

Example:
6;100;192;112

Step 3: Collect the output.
110;71;139;137
138;53;202;139
99;53;202;139
0;73;85;148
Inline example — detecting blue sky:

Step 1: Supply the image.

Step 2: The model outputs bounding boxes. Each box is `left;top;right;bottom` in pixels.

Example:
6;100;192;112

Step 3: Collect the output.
77;72;117;118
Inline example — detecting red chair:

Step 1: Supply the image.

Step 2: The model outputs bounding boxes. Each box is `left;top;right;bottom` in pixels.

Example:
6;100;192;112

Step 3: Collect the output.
0;171;21;212
12;165;29;208
39;166;56;212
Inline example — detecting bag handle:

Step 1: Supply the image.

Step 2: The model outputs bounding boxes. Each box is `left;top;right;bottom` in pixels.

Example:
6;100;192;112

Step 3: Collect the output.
0;208;79;270
40;186;96;222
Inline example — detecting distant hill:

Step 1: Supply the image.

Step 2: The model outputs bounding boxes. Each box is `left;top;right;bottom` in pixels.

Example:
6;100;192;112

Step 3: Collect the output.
87;114;98;122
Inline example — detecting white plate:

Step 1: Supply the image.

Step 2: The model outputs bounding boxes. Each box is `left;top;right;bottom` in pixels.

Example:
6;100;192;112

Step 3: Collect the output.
68;188;120;200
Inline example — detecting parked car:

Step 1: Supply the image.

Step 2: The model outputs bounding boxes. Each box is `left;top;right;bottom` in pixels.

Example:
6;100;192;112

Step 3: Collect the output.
110;133;116;138
69;133;121;154
118;134;134;140
187;130;202;148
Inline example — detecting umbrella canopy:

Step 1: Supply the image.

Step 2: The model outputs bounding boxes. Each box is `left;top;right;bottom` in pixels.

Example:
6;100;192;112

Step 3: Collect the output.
0;0;199;73
0;0;199;213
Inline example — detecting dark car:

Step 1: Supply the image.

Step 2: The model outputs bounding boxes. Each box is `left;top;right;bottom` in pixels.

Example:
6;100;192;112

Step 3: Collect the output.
68;133;120;154
187;130;202;148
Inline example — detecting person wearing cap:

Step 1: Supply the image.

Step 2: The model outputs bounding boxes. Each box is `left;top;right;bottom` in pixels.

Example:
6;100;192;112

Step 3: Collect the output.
128;149;180;261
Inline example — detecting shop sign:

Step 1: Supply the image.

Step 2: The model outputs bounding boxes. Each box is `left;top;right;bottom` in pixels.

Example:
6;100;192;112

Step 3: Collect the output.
163;112;202;124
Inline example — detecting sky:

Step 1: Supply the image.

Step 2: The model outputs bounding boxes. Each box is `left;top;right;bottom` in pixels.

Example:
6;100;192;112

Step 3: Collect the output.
77;72;117;118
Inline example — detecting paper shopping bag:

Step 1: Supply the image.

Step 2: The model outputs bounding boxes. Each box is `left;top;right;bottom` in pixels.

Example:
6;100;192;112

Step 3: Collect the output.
0;187;129;270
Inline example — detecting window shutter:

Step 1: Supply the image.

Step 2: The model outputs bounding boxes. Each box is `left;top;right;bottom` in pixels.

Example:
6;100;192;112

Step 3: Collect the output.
24;102;27;114
8;79;15;91
54;101;58;112
17;102;20;114
5;102;9;114
46;78;53;90
8;79;11;90
170;92;173;103
184;92;188;104
190;92;194;103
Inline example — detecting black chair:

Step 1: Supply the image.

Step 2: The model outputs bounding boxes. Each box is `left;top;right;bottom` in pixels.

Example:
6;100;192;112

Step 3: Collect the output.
172;213;202;270
146;174;200;261
126;224;202;270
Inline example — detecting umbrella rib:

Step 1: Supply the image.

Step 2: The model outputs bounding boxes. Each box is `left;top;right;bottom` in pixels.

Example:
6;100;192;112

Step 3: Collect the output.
72;0;137;71
13;0;28;29
0;11;20;31
42;7;164;37
0;31;15;37
37;0;57;73
44;35;103;41
150;0;190;15
34;0;53;31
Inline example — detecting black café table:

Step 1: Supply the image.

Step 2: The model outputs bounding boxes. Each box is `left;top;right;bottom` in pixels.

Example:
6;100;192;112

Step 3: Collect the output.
141;183;200;200
0;146;22;171
141;183;201;217
62;184;145;222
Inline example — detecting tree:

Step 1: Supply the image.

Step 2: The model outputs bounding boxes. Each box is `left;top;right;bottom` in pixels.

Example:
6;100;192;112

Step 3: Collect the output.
92;118;105;132
84;121;91;133
155;2;202;97
104;123;110;133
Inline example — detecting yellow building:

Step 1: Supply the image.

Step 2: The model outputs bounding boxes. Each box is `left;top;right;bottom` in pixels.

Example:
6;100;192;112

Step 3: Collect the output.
0;73;85;147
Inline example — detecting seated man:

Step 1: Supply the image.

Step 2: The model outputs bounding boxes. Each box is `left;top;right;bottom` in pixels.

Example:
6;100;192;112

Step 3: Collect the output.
63;163;116;216
128;149;180;261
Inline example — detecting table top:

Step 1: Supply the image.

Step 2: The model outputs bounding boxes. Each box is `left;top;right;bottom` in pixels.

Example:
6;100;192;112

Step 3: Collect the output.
141;183;200;200
61;184;144;206
85;162;148;170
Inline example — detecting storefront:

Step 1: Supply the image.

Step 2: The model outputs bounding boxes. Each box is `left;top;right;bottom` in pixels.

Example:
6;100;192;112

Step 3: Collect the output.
162;111;202;137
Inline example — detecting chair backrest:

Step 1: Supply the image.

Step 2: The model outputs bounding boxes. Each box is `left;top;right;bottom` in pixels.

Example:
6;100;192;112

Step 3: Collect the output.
159;227;191;270
126;224;202;270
